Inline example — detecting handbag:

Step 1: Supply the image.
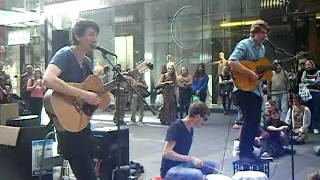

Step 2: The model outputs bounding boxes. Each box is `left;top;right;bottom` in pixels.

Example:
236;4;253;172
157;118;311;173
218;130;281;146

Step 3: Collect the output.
137;86;150;98
191;95;200;102
299;83;312;102
155;94;164;111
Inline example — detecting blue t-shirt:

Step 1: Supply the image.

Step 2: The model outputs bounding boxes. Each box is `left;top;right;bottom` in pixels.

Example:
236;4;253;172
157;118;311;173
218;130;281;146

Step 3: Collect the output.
49;46;94;159
50;46;93;83
160;120;193;178
229;37;265;96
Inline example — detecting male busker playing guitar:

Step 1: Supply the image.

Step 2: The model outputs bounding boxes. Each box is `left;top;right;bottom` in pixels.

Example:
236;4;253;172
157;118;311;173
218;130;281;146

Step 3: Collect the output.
43;19;101;180
228;19;270;163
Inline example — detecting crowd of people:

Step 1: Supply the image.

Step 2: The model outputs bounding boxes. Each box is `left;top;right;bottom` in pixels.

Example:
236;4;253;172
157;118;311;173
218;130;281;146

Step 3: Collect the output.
98;60;210;126
156;63;209;125
212;20;320;164
199;43;318;161
0;62;45;116
0;18;318;180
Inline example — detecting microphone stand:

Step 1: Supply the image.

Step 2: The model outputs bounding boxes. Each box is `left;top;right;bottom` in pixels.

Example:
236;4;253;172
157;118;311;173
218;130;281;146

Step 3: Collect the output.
101;53;156;180
270;46;296;180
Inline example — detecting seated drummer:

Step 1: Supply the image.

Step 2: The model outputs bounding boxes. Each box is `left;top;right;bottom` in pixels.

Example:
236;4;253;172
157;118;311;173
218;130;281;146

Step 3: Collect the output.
160;102;217;180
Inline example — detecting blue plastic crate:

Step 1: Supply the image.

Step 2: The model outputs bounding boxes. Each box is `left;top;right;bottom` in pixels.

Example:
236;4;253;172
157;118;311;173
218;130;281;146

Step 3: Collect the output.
232;160;269;177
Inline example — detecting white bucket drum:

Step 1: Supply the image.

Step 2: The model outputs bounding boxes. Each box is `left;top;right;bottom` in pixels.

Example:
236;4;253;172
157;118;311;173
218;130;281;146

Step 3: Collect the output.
206;174;232;180
232;171;269;180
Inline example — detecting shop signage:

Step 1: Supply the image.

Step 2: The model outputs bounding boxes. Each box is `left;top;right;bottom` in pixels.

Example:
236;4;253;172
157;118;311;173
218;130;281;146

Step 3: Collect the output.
44;0;75;6
8;30;30;45
114;15;135;23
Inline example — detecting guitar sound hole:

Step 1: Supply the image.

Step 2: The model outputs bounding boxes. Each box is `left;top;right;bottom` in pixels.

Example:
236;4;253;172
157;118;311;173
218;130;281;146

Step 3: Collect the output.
82;103;98;116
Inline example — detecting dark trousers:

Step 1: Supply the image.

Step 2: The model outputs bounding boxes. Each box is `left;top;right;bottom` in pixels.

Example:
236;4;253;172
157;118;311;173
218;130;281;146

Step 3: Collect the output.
57;127;97;180
179;104;190;119
221;94;232;112
68;153;97;180
199;90;207;103
234;90;262;158
305;92;320;130
29;97;43;116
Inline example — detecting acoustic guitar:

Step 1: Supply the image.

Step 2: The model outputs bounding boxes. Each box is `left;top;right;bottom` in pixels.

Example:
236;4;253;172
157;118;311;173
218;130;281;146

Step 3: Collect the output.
44;62;153;132
231;54;305;91
44;75;110;132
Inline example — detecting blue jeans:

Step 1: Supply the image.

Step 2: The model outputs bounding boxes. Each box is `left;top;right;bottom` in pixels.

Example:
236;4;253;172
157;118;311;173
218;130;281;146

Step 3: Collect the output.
165;160;217;180
234;106;243;124
306;91;320;130
271;93;288;121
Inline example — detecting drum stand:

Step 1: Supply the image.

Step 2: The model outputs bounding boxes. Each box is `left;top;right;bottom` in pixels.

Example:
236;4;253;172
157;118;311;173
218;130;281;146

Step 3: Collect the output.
102;53;156;180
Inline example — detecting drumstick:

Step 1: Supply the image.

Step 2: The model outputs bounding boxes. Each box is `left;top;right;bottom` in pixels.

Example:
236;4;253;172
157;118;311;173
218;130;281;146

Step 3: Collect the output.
202;162;228;174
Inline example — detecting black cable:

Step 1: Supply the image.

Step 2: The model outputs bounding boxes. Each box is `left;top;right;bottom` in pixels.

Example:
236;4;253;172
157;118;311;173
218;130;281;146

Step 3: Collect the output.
219;101;235;173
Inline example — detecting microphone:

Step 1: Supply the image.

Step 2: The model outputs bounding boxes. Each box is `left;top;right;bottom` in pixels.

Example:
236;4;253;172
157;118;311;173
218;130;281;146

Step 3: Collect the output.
92;44;117;58
264;37;285;52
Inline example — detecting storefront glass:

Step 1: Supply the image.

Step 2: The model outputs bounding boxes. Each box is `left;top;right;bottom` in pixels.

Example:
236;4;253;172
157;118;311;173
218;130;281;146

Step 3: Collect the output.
76;0;260;103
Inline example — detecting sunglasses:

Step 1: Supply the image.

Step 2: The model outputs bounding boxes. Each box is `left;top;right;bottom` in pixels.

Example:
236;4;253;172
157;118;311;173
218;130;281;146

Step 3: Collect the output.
201;114;208;121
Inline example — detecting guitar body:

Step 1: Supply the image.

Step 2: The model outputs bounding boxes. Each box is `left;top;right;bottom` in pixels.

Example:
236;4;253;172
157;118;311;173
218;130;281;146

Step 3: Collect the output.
231;58;273;91
44;75;110;132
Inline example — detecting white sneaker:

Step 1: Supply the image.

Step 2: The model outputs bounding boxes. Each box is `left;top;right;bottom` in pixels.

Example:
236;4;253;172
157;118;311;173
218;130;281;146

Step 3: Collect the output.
261;152;274;160
313;129;319;134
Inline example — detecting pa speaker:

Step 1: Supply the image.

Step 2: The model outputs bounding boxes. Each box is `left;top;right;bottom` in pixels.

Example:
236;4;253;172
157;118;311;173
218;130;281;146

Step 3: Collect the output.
52;30;70;56
92;127;129;180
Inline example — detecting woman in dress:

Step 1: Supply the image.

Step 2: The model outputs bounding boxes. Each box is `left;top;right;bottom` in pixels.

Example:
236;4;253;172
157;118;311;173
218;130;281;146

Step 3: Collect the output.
159;65;177;125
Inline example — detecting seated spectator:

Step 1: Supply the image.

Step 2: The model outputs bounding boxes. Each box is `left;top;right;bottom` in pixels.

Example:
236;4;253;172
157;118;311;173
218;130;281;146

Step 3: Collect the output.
262;100;277;121
285;94;311;144
261;108;290;159
160;102;217;180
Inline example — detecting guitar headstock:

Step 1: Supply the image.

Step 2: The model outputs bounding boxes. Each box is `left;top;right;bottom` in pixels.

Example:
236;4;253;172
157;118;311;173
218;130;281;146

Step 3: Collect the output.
295;51;308;61
136;61;154;74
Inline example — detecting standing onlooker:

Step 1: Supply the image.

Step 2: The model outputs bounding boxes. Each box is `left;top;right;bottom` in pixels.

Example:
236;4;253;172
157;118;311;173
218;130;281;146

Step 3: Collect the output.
268;60;289;121
0;62;11;91
177;66;192;119
27;68;46;116
159;65;177;125
0;62;11;103
160;65;167;75
192;63;209;103
113;72;132;125
285;94;311;144
21;65;34;110
101;65;112;84
301;59;320;134
131;76;147;123
100;65;112;112
155;65;167;94
297;58;307;85
219;65;233;115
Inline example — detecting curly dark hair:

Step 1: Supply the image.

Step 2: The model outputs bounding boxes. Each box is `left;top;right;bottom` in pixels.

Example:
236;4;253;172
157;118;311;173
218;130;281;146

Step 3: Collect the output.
193;63;206;80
